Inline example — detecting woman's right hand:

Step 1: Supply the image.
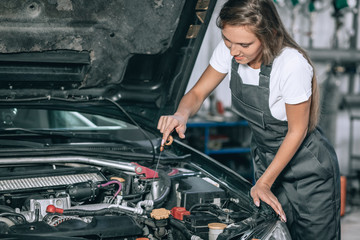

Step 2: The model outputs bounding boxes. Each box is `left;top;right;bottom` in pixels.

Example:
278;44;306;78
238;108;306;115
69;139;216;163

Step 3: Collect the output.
157;114;187;145
156;65;225;146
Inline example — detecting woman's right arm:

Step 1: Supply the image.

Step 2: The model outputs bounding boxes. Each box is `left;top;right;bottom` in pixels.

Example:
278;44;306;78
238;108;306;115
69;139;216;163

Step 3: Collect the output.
157;64;227;145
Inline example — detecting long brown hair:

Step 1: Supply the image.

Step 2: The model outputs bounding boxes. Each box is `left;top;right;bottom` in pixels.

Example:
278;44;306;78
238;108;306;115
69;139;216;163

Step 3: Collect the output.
217;0;319;131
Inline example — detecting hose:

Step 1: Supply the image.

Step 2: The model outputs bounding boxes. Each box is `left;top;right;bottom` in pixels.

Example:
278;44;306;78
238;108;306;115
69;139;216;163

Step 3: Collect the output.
63;208;125;217
189;203;220;213
0;213;27;224
189;203;249;220
0;205;15;213
169;218;203;240
122;191;150;200
153;187;170;207
98;180;122;199
169;218;193;239
153;170;171;207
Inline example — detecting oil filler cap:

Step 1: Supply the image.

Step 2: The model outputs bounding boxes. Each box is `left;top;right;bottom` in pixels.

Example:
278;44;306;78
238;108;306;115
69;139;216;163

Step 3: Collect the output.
150;208;171;220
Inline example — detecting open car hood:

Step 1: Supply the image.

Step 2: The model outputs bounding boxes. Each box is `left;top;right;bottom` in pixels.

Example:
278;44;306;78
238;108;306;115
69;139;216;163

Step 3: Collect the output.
0;0;216;119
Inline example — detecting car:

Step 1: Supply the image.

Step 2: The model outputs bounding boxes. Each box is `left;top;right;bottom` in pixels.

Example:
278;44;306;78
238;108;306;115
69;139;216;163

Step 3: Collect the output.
0;0;291;239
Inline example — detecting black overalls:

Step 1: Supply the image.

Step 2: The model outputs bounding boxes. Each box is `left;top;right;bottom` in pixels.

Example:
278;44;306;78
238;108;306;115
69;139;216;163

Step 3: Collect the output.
229;59;341;240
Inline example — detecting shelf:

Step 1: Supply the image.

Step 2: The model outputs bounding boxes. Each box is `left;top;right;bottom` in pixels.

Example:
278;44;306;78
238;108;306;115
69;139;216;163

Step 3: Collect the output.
186;119;250;155
186;120;248;128
207;147;251;155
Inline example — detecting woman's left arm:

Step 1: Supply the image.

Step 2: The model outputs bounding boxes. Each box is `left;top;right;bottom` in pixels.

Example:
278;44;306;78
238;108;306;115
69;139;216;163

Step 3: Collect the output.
250;98;311;222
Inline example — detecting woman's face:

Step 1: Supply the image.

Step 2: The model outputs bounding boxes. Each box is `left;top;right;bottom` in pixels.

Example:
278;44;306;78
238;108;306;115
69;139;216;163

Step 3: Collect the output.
222;24;263;69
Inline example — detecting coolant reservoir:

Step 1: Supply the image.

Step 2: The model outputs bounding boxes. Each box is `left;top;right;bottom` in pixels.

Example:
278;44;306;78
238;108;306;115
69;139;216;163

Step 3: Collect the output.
208;222;227;240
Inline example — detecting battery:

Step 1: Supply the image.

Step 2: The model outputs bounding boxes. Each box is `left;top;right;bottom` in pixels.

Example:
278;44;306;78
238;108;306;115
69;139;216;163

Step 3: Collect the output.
177;177;225;210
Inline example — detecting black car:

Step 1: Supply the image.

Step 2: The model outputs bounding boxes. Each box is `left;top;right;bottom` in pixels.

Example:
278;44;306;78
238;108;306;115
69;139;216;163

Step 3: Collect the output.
0;0;291;239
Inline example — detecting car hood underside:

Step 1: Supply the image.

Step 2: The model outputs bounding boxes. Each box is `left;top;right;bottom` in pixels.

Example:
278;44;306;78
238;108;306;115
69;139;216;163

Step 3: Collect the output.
0;1;193;110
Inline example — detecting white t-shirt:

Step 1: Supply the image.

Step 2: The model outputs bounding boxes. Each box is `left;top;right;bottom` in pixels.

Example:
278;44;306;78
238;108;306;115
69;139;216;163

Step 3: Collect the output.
210;40;313;121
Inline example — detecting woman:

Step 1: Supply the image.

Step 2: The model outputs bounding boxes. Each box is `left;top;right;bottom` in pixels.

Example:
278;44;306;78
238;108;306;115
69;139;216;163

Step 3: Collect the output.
157;0;340;239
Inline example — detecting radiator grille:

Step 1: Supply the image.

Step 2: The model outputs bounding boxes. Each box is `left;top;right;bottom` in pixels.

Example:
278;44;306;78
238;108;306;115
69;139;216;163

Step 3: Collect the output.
0;173;105;191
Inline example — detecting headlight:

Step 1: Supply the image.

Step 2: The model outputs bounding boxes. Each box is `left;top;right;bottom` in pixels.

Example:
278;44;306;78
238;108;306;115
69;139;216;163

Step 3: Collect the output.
263;221;292;240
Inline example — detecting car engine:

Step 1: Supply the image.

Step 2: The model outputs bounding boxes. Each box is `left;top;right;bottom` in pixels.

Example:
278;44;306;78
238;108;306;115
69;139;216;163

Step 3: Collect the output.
0;157;252;239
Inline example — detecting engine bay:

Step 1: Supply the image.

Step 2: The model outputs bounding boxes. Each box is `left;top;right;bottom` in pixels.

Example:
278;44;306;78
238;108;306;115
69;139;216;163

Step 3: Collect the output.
0;156;253;239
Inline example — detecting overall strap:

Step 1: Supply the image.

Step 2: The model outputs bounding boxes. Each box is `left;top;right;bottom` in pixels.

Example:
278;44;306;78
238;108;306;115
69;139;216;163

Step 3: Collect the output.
259;63;272;88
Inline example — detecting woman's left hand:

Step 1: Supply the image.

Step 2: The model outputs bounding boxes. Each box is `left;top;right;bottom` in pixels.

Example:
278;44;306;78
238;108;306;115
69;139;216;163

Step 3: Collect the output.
250;181;287;222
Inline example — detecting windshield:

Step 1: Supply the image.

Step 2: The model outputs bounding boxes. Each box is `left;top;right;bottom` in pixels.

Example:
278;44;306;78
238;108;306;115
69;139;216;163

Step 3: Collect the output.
0;108;137;130
0;108;158;150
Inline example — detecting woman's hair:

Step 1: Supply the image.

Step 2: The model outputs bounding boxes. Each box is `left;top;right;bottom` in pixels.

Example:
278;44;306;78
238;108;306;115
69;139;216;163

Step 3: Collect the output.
217;0;319;132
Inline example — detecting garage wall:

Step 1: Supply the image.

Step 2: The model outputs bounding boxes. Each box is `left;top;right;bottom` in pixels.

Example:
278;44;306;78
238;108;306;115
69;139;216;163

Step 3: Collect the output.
187;0;360;175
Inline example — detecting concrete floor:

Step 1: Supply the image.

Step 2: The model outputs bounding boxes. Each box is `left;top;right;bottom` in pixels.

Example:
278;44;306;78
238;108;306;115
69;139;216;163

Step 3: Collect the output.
341;206;360;240
341;177;360;240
